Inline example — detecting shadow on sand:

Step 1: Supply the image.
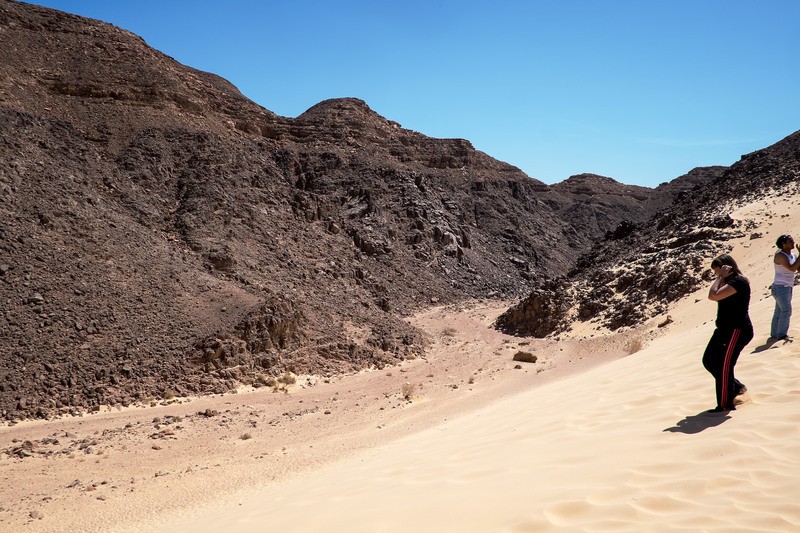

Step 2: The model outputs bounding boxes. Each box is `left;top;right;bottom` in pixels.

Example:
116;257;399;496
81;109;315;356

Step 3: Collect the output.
663;410;732;434
752;337;780;353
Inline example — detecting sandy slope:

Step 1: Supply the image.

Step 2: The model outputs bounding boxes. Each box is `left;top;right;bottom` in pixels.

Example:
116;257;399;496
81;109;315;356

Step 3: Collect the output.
2;194;800;532
0;302;638;533
159;324;800;533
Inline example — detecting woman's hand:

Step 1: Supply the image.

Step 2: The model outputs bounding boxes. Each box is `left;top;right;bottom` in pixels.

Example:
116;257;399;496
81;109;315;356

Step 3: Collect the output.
709;265;737;301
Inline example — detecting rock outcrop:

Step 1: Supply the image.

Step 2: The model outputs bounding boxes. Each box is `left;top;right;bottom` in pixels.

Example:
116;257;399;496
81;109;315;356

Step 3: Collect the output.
0;0;778;420
497;133;800;337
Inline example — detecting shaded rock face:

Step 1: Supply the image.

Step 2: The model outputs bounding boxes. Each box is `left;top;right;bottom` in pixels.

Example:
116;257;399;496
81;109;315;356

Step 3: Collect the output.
494;279;573;338
543;174;658;242
0;1;752;420
0;1;628;420
538;171;723;243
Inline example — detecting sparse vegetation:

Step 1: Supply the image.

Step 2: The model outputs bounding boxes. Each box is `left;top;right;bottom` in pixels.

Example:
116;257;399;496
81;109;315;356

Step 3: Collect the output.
401;382;416;401
626;339;644;355
441;327;457;337
277;373;297;385
255;373;274;387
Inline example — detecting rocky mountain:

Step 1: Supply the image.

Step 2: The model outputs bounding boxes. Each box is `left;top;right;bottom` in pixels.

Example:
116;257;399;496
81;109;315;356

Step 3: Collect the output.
497;134;800;337
543;174;655;240
0;0;721;420
651;165;728;202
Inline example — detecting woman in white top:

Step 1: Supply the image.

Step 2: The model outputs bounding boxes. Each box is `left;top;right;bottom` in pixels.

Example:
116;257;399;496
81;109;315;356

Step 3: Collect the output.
770;234;800;340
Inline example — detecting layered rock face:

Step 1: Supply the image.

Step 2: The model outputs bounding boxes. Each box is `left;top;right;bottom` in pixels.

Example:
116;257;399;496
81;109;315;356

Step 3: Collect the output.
0;2;545;419
0;0;732;420
497;134;800;337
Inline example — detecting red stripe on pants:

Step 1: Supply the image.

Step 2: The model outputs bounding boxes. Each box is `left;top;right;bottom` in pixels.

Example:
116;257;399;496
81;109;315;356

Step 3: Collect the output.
721;328;741;407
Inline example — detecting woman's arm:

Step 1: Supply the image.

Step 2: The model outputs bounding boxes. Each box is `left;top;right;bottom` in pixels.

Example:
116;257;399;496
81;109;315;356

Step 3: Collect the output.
709;281;737;301
708;266;737;301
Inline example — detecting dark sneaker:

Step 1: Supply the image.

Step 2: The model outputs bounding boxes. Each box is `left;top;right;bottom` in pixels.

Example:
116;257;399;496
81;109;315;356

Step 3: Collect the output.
733;385;750;406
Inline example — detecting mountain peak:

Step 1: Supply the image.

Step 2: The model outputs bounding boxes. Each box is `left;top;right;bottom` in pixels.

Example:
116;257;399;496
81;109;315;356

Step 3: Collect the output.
298;97;375;118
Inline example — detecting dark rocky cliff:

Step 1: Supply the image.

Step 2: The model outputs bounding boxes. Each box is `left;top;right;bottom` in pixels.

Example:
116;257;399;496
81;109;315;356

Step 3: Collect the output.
0;0;725;420
497;133;800;337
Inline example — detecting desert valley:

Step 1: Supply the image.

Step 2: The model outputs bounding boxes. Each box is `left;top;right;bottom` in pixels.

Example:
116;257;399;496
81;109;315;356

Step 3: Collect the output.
1;1;800;531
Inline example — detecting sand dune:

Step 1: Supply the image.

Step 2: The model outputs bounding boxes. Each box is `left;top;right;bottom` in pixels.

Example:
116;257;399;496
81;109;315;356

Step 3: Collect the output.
3;195;800;532
134;195;800;533
144;310;800;532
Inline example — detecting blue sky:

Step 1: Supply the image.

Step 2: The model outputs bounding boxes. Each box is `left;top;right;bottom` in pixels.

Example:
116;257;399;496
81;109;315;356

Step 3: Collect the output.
28;1;800;187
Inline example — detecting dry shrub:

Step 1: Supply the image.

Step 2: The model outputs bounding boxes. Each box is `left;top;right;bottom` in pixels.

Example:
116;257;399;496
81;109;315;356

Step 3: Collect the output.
441;327;457;337
254;373;275;387
626;338;644;355
401;382;416;401
278;373;296;385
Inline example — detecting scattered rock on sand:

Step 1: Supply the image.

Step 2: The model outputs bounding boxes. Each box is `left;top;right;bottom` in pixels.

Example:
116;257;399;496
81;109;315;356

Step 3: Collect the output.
512;351;538;363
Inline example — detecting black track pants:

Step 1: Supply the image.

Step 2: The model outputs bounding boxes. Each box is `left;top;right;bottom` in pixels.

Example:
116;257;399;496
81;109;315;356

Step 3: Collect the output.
702;325;754;409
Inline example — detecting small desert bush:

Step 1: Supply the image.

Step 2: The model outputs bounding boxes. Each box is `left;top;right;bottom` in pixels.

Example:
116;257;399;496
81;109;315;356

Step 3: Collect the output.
401;382;416;401
626;338;644;355
255;374;277;388
277;373;296;385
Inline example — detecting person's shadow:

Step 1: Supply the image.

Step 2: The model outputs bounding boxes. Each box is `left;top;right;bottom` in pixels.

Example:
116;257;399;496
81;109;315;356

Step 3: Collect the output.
663;410;731;434
752;337;780;353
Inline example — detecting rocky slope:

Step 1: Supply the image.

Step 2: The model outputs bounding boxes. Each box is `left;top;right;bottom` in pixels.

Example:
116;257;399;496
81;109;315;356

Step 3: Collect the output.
0;0;718;420
543;173;657;241
497;134;800;337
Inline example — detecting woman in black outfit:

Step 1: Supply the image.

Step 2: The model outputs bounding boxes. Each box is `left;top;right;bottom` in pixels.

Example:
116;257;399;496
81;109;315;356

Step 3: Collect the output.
703;254;753;413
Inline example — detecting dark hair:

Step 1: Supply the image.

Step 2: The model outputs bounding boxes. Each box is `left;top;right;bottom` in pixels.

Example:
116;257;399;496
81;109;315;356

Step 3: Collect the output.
711;253;743;276
776;234;793;248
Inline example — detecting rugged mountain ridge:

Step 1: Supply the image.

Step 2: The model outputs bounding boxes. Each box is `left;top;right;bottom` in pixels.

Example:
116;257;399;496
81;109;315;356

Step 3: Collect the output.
497;134;800;337
1;0;715;420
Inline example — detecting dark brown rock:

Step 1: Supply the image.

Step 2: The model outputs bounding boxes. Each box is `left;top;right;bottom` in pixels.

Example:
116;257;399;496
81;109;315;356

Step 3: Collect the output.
495;279;573;338
512;351;537;363
0;1;571;419
0;0;794;420
503;133;800;336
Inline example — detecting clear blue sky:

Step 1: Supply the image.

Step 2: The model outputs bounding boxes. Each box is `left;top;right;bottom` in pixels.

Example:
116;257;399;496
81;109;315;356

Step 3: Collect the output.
28;0;800;187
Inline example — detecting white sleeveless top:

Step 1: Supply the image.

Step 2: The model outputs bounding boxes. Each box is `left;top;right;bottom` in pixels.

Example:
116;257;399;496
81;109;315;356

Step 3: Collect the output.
774;251;796;287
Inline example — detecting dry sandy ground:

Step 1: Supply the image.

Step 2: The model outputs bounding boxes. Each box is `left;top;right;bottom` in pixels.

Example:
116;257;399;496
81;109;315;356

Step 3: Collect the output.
2;193;800;532
0;303;641;532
